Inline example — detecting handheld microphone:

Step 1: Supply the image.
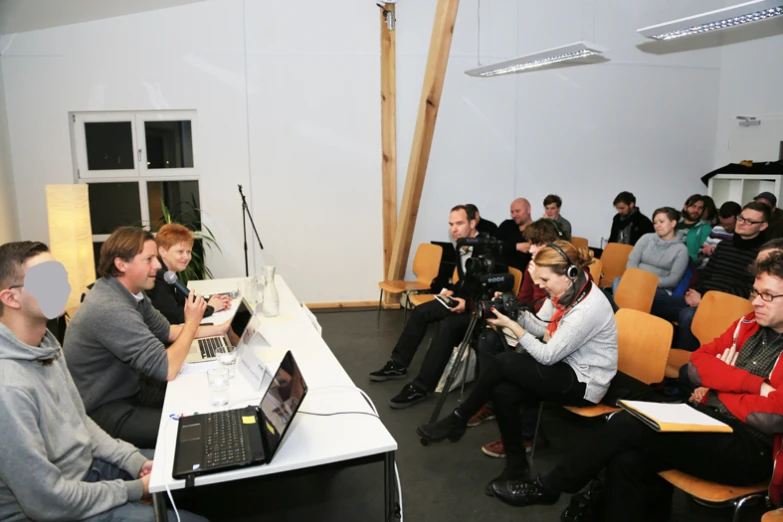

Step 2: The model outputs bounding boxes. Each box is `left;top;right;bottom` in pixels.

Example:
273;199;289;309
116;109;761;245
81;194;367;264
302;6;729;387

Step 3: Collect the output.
163;271;192;298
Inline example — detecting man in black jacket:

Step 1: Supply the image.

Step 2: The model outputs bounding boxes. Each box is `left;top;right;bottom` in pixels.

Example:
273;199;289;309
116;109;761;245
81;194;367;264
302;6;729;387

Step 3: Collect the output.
608;192;654;246
496;198;534;272
465;203;497;237
370;205;490;409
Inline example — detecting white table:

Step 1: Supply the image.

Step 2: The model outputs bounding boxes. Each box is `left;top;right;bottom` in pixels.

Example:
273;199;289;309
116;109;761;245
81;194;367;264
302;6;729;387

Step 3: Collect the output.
149;276;398;521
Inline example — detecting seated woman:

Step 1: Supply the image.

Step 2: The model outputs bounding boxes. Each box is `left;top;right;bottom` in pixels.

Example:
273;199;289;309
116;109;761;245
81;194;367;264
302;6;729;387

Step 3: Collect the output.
417;241;618;494
516;218;570;314
146;223;231;324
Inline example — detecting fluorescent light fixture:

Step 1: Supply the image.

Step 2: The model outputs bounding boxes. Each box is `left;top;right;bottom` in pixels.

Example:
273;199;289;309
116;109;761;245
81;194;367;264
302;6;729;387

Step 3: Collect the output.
464;41;608;77
638;0;783;40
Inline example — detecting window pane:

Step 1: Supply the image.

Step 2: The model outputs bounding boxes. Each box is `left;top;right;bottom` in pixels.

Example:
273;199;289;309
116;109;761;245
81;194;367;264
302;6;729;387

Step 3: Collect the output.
88;183;142;234
85;122;135;170
145;121;194;169
92;242;104;276
148;180;201;231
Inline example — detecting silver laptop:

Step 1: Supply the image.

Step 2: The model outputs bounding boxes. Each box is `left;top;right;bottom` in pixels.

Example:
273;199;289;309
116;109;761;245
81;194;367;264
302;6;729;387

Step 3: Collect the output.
186;298;253;363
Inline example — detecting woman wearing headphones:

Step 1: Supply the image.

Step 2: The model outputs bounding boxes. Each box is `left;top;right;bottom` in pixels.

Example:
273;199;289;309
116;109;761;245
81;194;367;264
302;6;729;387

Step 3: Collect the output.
417;240;618;500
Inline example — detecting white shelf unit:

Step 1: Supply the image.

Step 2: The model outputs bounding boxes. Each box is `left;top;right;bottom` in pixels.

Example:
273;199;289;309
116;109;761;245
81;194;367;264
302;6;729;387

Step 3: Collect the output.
708;173;783;208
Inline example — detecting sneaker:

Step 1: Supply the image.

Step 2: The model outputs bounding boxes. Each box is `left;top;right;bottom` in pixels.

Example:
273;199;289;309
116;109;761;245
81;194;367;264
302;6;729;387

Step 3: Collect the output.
468;405;495;427
389;383;428;409
369;361;407;382
482;439;506;458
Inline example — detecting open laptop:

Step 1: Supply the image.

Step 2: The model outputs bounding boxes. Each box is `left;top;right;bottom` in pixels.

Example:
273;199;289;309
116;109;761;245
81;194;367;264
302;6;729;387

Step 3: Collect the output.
186;298;253;363
173;350;307;480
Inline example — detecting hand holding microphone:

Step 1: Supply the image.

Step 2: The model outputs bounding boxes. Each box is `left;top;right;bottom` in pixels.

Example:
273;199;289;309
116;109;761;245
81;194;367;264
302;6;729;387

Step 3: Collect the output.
164;271;207;324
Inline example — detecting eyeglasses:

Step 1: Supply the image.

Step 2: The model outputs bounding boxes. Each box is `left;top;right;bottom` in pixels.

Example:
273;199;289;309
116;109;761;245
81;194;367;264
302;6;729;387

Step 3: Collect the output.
750;289;783;302
737;215;764;226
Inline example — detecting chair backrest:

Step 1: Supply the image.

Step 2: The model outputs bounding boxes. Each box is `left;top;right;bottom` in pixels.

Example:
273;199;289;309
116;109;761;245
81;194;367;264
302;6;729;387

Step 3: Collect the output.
691;290;754;346
412;244;443;284
571;236;589;250
588;258;602;283
614;268;659;313
615;308;672;384
452;266;459;284
508;267;523;295
599;243;634;288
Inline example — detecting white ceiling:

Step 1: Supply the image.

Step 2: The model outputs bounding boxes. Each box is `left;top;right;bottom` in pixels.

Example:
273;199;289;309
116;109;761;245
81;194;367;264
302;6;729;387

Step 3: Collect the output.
0;0;207;36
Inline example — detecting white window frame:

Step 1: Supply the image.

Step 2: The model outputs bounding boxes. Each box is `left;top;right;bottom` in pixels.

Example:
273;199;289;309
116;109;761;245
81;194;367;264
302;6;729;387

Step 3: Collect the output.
137;110;198;177
72;112;139;180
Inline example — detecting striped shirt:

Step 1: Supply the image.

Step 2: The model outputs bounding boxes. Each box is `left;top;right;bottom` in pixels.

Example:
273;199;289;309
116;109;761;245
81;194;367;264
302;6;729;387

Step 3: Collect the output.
694;233;766;298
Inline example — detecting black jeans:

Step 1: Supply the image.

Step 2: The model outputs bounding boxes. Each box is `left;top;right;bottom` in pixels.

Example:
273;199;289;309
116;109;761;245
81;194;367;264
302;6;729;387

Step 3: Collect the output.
391;300;472;392
543;409;773;522
90;376;167;449
457;351;591;475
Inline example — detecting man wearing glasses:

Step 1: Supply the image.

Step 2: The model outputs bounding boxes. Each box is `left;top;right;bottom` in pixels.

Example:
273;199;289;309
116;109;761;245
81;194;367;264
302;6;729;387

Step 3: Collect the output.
652;201;770;351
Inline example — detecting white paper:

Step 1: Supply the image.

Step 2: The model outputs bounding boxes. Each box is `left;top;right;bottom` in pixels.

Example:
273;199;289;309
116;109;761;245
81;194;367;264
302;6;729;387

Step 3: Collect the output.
202;297;241;325
178;360;220;375
621;401;730;428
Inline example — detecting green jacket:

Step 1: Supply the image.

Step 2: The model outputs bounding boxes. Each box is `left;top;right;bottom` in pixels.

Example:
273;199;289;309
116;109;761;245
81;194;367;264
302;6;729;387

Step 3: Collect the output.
683;221;712;263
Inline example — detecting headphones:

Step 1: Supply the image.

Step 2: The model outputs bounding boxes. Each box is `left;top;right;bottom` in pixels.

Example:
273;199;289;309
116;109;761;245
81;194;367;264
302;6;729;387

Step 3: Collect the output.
545;242;579;281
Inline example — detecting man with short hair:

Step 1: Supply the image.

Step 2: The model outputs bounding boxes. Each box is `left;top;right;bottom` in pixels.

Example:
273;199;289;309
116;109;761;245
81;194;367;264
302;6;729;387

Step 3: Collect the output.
496;198;534;271
465;203;497;237
755;192;783;223
608;192;654;246
543;194;572;237
64;227;231;448
677;194;712;263
370;205;489;409
652;202;770;351
699;200;741;267
0;241;205;521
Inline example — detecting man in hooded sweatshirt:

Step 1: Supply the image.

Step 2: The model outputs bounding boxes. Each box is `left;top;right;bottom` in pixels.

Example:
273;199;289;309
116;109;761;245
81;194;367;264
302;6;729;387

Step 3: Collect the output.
0;241;206;522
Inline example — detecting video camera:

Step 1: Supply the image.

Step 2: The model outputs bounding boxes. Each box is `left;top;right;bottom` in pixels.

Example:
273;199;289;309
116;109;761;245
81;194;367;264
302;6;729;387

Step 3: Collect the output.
455;236;505;279
473;273;520;320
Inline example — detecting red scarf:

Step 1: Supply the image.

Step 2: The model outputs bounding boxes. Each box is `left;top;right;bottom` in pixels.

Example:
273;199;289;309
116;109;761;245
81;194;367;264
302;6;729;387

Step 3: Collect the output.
545;279;591;338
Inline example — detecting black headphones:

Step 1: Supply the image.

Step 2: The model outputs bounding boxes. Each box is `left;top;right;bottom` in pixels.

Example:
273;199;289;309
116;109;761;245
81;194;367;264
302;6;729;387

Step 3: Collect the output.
546;242;579;281
543;218;566;239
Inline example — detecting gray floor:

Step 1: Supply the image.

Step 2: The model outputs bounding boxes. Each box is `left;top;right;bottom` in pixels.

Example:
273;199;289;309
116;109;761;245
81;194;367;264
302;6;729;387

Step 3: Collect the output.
183;309;770;522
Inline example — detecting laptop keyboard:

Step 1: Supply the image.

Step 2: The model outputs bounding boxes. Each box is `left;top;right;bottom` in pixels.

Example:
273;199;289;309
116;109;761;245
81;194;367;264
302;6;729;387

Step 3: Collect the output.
205;410;247;468
197;336;226;359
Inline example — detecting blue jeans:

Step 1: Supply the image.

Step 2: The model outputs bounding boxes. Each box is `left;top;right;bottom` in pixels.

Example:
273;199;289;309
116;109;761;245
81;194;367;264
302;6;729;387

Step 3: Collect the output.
650;293;700;351
82;449;208;522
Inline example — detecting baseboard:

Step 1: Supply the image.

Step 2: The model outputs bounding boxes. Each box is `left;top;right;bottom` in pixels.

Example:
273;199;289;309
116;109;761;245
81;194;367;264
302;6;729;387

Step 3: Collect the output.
305;301;400;311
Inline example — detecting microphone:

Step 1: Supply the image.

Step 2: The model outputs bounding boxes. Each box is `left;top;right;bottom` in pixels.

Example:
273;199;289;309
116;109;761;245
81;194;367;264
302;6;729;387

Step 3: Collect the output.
163;271;192;298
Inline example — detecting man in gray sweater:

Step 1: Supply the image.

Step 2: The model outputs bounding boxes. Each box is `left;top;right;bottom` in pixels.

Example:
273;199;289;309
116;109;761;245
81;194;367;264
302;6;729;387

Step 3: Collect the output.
64;227;230;448
0;241;205;521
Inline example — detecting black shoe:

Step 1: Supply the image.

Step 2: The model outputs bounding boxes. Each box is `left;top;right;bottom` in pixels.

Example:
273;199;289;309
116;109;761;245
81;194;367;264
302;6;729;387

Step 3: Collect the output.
389;383;428;409
370;361;408;382
416;410;467;442
485;462;531;497
491;478;560;507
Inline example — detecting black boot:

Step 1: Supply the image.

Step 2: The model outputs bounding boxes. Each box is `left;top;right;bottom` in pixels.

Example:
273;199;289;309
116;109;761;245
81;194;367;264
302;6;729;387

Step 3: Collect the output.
416;410;467;444
491;476;560;507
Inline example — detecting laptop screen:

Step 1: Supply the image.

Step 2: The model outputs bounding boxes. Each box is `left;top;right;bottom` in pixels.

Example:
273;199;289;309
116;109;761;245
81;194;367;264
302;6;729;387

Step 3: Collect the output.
259;351;307;457
228;299;253;347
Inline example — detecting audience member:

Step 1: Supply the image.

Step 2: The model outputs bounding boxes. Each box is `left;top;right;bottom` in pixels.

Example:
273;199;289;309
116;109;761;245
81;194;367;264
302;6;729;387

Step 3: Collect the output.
64;227;231;448
416;241;618;493
489;253;783;519
676;194;712;263
464;203;497;237
369;206;490;409
517;219;571;314
0;241;206;522
755;192;783;224
699;201;741;267
652;202;769;351
608;192;654;246
543;195;572;237
701;195;718;226
496;198;534;272
146;223;230;325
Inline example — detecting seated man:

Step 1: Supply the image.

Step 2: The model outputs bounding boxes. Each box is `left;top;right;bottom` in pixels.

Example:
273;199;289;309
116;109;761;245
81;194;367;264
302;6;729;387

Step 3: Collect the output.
676;194;712;263
369;205;490;409
496;198;534;272
652;201;769;351
485;252;783;520
542;194;572;237
698;200;740;268
465;203;497;237
64;227;231;448
608;191;654;246
0;241;205;521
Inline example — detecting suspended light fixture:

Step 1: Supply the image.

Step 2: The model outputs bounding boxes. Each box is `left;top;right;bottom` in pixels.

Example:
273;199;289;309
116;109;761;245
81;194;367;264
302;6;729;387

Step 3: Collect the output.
464;41;608;77
638;0;783;41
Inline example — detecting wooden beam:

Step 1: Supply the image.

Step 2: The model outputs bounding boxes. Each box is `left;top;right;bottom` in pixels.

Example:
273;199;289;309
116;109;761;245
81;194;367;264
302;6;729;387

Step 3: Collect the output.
387;0;459;281
380;3;398;305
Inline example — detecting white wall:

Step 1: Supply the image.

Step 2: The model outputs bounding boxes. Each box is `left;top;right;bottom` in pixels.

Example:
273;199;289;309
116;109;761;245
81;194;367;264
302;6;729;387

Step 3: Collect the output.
0;63;19;244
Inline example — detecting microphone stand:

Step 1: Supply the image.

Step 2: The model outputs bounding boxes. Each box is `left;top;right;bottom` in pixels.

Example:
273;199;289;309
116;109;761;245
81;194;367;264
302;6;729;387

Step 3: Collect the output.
238;185;265;277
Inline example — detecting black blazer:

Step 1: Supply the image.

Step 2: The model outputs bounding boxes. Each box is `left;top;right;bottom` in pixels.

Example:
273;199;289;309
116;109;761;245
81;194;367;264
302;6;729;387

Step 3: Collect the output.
608;209;654;246
146;259;214;325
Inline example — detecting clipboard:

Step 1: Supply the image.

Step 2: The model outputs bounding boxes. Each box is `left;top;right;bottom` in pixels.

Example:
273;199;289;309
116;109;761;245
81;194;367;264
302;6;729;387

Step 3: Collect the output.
618;400;733;433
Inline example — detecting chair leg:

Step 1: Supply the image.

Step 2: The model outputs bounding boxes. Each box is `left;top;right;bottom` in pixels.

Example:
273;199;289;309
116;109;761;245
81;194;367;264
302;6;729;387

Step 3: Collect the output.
377;289;383;330
402;291;409;325
530;402;544;460
732;493;765;522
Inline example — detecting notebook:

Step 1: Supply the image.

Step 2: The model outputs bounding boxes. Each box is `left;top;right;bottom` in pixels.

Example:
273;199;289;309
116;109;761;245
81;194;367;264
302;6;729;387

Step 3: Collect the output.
618;400;733;433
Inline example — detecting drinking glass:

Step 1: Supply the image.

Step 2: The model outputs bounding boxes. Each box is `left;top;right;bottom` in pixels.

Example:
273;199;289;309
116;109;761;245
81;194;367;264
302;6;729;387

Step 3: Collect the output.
207;367;230;407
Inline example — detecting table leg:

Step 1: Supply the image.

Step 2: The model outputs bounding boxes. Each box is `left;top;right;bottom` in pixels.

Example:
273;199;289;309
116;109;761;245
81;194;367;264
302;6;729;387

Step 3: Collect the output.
153;492;169;522
384;451;399;521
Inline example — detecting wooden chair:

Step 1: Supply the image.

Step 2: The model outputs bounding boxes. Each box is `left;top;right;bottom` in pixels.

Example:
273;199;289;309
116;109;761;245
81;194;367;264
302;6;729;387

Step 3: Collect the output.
763;509;783;521
409;267;459;308
658;470;767;522
664;290;755;378
377;243;442;328
613;268;659;314
571;236;589;250
599;243;634;289
588;258;602;283
508;267;523;296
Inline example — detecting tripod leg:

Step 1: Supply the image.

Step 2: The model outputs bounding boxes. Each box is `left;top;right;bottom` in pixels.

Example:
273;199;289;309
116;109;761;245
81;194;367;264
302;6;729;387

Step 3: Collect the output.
377;289;383;330
428;316;479;423
530;402;544;460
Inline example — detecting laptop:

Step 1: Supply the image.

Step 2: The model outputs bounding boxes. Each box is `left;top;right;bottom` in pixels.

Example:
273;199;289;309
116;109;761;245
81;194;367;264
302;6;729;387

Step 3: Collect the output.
172;350;308;480
186;298;253;363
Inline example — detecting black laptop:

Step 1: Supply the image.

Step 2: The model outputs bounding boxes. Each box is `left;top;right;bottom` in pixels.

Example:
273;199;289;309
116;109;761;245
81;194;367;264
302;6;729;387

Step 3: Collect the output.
173;350;308;480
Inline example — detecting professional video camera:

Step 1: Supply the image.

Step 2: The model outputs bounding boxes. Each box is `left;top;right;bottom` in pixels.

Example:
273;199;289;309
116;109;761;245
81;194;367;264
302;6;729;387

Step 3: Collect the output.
473;272;520;320
456;236;505;279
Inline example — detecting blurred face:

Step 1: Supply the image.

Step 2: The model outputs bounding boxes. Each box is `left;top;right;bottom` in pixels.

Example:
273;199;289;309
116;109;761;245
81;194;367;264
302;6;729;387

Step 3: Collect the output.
544;203;560;219
511;201;530;225
653;213;677;239
757;198;775;210
751;273;783;330
534;265;571;298
615;202;634;217
0;252;59;321
159;242;193;273
115;240;162;293
449;209;475;240
683;200;705;222
719;215;736;234
735;209;768;239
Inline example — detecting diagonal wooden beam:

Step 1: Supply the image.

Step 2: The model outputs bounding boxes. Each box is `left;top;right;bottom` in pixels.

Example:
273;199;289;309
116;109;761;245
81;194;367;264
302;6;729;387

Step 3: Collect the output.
380;3;398;296
387;0;460;281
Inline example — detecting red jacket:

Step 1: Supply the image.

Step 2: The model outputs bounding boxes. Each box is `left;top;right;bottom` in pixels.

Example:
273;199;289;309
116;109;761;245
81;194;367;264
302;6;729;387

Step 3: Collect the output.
688;313;783;504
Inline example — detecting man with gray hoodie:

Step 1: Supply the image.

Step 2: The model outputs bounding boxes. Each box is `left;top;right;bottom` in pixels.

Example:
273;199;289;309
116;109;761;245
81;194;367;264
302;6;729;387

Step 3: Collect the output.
0;241;205;521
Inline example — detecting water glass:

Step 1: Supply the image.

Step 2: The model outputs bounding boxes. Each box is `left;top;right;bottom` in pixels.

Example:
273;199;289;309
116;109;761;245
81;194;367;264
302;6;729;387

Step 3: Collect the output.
216;346;238;379
207;367;230;407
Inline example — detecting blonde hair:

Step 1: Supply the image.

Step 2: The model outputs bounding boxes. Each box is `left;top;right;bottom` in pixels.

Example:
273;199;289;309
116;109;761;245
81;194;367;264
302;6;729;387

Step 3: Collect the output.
533;240;593;276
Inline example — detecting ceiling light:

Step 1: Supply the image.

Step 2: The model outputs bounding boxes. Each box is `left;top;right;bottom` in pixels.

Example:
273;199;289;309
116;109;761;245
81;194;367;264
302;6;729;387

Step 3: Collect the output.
464;41;608;77
638;0;783;41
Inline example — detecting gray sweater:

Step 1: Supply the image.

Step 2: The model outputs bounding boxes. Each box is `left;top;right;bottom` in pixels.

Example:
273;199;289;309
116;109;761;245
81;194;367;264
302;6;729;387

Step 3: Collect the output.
626;232;690;290
63;277;171;413
517;283;618;403
0;324;146;521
